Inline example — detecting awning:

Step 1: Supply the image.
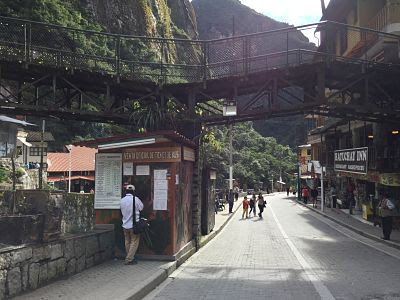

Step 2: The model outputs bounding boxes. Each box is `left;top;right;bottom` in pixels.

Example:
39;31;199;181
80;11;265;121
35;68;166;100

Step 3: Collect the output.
17;137;32;147
47;175;95;183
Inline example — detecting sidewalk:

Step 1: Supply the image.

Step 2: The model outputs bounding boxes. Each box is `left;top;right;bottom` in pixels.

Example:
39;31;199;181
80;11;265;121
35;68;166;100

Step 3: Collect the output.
292;196;400;250
15;197;245;300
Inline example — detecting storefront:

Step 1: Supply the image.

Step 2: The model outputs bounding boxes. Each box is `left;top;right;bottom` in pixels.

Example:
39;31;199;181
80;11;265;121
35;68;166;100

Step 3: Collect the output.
80;131;197;260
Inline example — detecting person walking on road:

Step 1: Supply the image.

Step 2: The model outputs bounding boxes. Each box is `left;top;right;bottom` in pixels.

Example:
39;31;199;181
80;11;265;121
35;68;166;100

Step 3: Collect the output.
242;196;249;219
378;193;396;240
227;189;234;213
257;193;265;218
120;185;144;265
287;187;290;197
249;193;257;217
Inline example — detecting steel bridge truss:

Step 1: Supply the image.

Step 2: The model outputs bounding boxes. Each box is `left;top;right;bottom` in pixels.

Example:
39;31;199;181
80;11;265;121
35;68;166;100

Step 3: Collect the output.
0;16;400;125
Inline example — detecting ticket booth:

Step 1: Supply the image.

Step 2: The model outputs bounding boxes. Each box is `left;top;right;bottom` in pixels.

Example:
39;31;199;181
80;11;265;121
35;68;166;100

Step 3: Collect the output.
83;131;195;260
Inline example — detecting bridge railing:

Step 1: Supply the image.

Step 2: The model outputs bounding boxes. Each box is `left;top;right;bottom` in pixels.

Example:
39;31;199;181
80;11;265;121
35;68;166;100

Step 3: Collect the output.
0;16;399;84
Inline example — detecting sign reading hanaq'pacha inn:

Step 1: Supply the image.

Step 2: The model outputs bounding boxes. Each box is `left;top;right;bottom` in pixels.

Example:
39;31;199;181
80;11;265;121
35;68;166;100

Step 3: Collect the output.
334;147;368;174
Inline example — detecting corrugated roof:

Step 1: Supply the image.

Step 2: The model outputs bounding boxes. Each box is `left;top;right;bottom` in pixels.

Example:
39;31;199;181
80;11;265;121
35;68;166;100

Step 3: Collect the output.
26;131;55;142
0;115;35;126
47;146;97;172
75;130;196;148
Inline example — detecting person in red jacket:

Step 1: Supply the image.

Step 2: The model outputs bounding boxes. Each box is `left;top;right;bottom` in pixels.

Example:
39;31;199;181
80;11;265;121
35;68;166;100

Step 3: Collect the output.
242;196;249;219
302;187;309;204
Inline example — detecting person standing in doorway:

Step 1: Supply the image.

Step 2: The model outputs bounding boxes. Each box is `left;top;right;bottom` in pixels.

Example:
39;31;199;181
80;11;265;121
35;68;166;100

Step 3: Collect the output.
379;193;396;240
347;183;355;215
228;189;234;213
249;193;257;217
257;193;265;218
242;196;249;219
120;185;144;265
330;184;337;208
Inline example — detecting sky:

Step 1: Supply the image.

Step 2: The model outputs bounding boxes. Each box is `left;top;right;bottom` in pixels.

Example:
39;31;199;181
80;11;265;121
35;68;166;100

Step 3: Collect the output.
239;0;332;26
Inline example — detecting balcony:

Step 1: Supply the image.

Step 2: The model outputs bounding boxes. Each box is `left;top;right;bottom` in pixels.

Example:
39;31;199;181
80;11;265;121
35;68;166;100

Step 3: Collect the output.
368;2;400;32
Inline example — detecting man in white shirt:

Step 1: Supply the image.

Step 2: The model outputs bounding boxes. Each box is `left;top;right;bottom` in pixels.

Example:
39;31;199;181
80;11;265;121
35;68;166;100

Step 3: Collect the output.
120;185;144;265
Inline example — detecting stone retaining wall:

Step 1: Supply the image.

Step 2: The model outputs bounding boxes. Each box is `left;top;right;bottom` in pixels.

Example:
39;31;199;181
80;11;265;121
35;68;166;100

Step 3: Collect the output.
0;228;114;299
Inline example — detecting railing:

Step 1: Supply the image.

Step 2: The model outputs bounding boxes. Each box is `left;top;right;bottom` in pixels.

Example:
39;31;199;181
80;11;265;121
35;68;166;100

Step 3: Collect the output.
368;2;400;32
0;16;399;84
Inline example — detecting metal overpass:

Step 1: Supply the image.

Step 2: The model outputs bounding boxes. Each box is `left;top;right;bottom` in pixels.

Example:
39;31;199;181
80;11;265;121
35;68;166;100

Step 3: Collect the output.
0;16;399;125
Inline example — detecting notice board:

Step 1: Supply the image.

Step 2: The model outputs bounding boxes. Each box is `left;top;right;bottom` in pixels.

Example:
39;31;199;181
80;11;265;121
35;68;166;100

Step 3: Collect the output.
95;153;122;209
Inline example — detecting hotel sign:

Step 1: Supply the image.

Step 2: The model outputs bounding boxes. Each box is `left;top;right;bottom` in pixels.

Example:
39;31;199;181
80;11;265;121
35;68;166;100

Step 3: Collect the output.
123;147;181;163
334;147;368;174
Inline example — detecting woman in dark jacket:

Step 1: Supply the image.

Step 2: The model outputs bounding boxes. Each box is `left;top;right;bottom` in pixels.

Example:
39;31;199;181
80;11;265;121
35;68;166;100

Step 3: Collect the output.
257;193;265;218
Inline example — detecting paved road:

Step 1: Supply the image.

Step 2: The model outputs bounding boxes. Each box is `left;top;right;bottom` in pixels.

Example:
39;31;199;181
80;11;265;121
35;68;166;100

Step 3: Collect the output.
145;193;400;300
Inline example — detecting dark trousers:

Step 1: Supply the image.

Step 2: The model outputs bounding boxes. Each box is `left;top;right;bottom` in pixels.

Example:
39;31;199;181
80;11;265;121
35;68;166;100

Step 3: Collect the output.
332;196;337;208
382;216;393;240
249;205;256;215
258;205;264;217
229;201;233;213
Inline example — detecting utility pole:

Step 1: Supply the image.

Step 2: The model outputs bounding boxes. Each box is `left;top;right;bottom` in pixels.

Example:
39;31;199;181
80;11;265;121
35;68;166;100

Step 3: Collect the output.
229;123;233;190
321;165;325;212
39;119;45;189
67;144;72;193
271;174;274;193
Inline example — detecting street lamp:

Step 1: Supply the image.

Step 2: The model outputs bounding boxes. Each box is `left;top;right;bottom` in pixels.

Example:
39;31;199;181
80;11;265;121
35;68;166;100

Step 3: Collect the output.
223;100;237;190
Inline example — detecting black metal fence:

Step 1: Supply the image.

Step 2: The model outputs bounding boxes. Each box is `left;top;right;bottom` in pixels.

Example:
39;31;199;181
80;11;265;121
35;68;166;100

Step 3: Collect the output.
0;16;399;84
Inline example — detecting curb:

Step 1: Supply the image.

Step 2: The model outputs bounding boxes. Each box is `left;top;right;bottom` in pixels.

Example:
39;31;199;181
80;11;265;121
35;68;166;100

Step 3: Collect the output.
125;261;177;300
127;200;242;299
199;201;242;248
295;199;400;251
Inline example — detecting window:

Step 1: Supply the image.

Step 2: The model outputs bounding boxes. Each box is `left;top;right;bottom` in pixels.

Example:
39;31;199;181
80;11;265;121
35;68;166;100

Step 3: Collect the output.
29;147;47;156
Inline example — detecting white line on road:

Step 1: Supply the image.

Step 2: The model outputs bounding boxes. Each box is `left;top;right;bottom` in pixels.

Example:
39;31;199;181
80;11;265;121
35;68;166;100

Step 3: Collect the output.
269;204;336;300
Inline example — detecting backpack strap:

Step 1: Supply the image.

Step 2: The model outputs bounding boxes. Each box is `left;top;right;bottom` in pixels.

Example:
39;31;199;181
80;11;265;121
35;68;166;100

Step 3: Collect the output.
132;194;136;225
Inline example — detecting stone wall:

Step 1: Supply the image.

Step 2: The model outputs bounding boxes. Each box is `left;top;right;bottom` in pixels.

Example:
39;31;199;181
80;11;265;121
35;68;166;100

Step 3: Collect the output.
0;191;96;244
0;228;114;299
60;193;95;234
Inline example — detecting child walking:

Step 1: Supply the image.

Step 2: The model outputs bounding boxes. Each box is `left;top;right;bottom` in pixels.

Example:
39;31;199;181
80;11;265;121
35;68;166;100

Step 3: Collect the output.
242;196;249;219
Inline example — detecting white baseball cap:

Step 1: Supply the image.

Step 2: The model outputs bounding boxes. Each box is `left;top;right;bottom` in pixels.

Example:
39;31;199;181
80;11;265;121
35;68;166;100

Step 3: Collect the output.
126;185;135;191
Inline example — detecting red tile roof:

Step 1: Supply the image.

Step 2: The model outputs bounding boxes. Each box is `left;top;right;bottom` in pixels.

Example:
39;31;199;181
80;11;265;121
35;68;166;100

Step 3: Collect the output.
47;146;97;172
47;175;95;182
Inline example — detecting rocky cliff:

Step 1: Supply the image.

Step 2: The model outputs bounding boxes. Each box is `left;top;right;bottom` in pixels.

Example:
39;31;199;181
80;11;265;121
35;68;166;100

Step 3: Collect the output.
192;0;312;147
0;0;197;39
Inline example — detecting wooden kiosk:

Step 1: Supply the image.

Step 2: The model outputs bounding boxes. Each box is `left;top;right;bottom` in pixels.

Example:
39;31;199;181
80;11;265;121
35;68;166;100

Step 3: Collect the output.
84;131;196;260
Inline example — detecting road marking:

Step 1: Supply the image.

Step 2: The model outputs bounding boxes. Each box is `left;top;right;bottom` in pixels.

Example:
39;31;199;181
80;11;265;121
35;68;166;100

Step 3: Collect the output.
303;205;400;261
269;204;336;300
